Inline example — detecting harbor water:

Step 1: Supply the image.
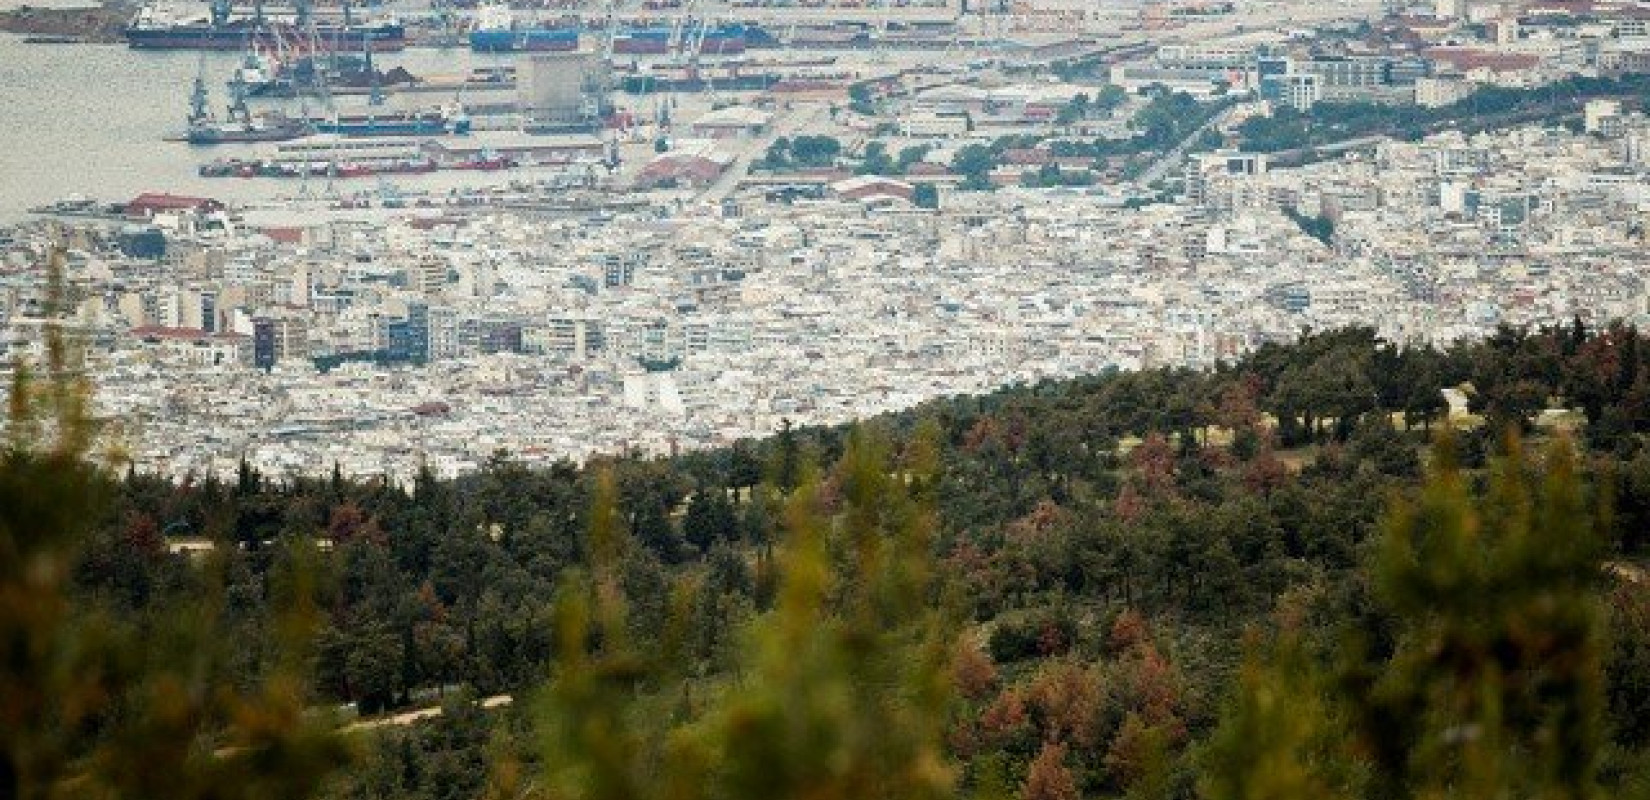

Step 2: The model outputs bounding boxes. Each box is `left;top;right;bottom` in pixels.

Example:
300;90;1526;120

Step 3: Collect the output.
0;0;99;9
0;33;526;222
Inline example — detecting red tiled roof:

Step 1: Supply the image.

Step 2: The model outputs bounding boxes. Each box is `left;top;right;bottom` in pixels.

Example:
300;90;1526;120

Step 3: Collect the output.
1000;148;1053;165
262;226;305;243
637;155;726;185
1424;47;1541;72
126;193;221;212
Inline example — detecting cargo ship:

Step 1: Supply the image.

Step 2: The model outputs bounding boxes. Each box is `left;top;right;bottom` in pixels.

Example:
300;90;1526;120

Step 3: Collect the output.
309;105;472;137
125;0;405;51
187;113;312;144
201;136;429;177
198;136;517;178
199;158;439;178
467;3;579;52
611;22;746;55
742;22;869;49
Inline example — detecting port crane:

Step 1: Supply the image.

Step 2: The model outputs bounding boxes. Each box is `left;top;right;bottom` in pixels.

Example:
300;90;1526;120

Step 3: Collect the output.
187;53;255;127
667;11;685;53
599;0;618;62
670;0;728;105
189;56;211;126
427;0;459;48
226;65;255;124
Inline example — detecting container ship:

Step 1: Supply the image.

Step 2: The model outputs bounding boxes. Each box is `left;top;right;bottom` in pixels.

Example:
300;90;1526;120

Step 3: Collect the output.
467;3;579;52
125;0;405;50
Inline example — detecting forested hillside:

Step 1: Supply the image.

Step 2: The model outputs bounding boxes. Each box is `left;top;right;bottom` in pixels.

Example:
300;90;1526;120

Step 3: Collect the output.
6;323;1650;800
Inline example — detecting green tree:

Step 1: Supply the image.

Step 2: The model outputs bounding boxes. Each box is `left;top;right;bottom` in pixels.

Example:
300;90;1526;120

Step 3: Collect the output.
1097;84;1129;111
1204;433;1611;800
762;137;792;170
681;486;737;553
1199;631;1350;800
953;145;996;190
346;624;405;714
1362;433;1606;798
1;250;351;800
534;426;956;800
1055;94;1089;126
1283;208;1334;247
849;83;877;116
633;496;685;564
859;141;895;175
897;145;932;174
790;136;843;168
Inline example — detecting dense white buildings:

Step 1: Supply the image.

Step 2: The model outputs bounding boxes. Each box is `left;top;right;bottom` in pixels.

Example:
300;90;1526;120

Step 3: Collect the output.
4;0;1649;482
6;106;1646;483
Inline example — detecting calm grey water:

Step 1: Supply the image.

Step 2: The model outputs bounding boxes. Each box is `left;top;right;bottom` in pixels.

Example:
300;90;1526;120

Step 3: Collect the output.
0;33;518;222
0;0;98;9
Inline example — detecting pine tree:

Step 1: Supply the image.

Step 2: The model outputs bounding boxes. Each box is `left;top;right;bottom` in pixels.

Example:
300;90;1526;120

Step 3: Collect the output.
1022;741;1078;800
534;426;956;800
1202;431;1610;800
1359;432;1606;800
1;250;351;800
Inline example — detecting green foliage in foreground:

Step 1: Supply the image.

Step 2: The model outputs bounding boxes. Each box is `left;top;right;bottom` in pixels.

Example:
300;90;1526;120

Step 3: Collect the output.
533;429;954;800
1;252;351;800
7;257;1650;800
1204;434;1619;800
